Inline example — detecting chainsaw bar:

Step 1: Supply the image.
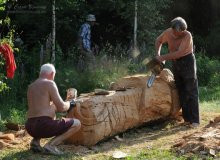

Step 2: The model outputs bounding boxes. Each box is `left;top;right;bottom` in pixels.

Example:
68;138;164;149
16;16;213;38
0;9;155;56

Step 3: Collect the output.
146;58;164;88
147;73;156;88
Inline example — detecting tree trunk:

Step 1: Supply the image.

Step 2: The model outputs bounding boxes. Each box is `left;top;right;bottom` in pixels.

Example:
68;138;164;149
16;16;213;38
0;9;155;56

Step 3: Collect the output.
134;0;138;48
66;69;181;146
51;0;56;64
40;44;44;66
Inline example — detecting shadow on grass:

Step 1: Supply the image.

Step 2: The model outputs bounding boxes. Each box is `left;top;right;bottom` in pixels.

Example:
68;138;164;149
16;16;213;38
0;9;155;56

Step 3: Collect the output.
86;118;191;153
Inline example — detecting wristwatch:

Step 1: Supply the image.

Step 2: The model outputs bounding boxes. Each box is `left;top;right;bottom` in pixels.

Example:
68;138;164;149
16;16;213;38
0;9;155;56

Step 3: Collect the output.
67;100;76;113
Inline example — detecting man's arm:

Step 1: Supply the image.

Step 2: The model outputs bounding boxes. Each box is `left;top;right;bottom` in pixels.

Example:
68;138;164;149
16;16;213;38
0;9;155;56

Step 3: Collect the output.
49;81;70;112
157;33;192;61
155;32;165;56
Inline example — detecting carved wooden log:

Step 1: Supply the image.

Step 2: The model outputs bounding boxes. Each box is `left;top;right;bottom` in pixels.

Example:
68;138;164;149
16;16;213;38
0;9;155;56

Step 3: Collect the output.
66;69;180;146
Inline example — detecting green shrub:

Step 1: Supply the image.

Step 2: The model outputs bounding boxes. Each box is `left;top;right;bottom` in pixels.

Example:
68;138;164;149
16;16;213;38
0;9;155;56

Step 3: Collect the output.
196;53;220;87
7;108;26;124
0;120;6;131
55;55;130;97
0;102;26;127
199;86;220;102
206;21;220;57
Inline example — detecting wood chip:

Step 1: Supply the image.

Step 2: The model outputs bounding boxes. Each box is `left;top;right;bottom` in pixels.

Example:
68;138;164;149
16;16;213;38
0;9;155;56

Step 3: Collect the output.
115;135;124;142
0;133;15;141
199;129;219;140
209;149;216;157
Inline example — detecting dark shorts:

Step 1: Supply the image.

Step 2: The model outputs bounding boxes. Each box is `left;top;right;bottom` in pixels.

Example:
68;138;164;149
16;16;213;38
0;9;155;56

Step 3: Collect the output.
25;116;74;138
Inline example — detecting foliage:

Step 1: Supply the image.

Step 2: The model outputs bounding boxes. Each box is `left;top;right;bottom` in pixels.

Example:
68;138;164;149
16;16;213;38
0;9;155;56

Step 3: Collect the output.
0;77;9;92
206;21;220;57
0;101;26;131
199;86;220;102
55;54;129;97
0;119;6;131
0;0;6;11
137;0;173;46
196;53;220;87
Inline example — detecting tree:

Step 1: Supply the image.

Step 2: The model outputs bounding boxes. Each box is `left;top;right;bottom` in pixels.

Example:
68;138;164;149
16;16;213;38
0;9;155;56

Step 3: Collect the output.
51;0;55;64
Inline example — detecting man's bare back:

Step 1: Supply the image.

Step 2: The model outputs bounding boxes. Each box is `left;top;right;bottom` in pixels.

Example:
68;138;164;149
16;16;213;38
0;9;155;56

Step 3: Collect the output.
27;78;69;119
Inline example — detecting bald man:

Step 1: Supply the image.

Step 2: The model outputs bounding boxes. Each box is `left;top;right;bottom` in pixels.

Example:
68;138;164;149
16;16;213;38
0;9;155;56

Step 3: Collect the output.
25;63;81;155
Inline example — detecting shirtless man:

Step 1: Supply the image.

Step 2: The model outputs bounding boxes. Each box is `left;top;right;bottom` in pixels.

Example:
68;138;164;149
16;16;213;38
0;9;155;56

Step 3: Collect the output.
25;63;81;155
155;17;199;127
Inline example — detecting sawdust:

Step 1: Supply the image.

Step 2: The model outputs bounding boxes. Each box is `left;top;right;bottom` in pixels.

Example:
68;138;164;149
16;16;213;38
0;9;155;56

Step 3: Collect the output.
173;116;220;158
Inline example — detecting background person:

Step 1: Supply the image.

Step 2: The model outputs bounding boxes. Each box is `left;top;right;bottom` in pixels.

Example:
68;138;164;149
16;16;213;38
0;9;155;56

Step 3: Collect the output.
77;14;96;71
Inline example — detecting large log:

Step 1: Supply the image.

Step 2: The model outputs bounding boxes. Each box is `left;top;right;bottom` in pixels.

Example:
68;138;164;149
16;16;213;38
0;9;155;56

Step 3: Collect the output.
66;69;180;146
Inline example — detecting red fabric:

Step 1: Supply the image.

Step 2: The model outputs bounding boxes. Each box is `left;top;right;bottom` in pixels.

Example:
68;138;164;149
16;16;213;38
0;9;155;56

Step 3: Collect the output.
0;44;16;79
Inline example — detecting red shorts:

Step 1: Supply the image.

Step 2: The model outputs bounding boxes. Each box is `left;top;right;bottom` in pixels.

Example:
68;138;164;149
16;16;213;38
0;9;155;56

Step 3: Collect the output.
25;116;74;138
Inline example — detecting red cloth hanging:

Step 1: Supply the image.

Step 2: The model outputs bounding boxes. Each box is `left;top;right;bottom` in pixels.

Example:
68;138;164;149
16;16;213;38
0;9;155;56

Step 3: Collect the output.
0;43;17;79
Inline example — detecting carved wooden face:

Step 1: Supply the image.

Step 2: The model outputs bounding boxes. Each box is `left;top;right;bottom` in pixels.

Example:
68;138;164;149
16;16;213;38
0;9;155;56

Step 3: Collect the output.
66;88;77;100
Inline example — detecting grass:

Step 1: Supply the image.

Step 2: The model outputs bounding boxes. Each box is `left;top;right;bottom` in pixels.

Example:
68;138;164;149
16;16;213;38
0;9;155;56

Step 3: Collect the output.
0;149;82;160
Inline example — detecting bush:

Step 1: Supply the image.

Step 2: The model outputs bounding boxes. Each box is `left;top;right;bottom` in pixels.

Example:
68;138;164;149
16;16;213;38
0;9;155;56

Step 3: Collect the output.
7;108;26;124
0;120;6;131
196;53;220;87
206;21;220;57
0;102;26;131
55;55;130;97
199;86;220;102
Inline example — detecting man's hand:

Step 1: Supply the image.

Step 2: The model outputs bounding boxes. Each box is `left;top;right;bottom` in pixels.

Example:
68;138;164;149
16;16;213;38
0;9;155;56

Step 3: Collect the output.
156;55;164;62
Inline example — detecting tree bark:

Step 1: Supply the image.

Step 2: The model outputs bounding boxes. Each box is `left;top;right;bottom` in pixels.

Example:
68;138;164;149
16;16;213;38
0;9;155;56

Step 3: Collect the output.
51;0;56;64
134;0;137;48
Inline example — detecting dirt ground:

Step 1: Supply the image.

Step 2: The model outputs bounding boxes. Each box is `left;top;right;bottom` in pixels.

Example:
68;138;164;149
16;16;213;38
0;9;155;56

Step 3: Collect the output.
0;112;220;160
173;116;220;158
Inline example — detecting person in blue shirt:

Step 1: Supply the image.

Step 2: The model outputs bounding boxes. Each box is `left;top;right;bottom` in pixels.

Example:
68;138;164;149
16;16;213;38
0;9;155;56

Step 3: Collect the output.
78;14;96;71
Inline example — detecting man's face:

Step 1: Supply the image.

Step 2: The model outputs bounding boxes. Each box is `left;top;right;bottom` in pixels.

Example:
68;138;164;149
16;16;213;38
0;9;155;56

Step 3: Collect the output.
172;29;184;37
91;21;96;26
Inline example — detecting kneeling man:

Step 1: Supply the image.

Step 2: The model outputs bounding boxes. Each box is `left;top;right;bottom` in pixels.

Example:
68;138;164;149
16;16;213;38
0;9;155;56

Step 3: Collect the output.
25;63;81;155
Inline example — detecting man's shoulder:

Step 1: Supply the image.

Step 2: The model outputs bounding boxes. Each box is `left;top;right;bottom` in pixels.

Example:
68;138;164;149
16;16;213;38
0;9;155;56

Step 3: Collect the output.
164;28;172;34
30;79;56;88
160;28;172;37
184;30;192;37
158;28;171;40
44;79;56;87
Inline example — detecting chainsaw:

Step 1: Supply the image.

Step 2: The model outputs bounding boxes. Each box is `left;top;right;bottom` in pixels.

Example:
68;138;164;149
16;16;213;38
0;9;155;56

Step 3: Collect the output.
146;58;164;88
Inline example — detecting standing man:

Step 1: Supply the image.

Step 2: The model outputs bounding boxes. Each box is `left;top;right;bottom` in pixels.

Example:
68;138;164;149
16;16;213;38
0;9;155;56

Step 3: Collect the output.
155;17;199;127
25;63;81;155
78;14;96;70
